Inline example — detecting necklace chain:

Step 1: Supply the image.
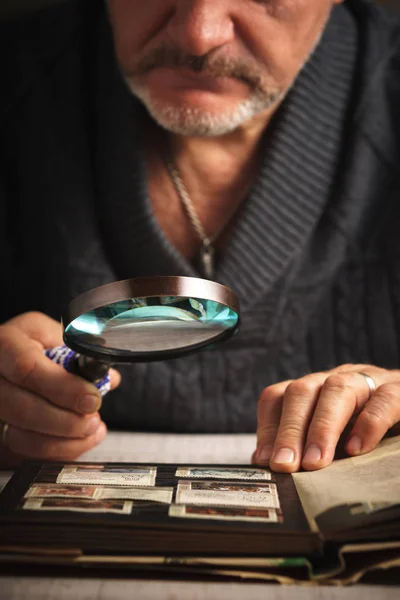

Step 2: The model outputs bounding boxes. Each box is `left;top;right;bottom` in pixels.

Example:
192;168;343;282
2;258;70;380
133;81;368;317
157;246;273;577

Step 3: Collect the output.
165;151;222;280
165;156;213;246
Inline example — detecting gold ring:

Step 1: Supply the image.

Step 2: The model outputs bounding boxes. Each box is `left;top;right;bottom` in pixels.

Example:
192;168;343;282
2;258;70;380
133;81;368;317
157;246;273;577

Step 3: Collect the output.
0;421;9;446
358;372;376;399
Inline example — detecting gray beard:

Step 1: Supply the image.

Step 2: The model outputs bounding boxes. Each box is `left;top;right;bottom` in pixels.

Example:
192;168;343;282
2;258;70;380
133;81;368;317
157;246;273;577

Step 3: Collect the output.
120;25;325;137
124;77;284;137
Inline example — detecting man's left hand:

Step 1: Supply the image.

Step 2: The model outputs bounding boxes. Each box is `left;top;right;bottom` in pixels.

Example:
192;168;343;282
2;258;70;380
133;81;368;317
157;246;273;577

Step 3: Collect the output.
253;364;400;472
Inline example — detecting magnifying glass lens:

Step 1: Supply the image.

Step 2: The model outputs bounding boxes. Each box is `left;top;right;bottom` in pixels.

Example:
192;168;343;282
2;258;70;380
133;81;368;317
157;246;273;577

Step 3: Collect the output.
64;295;239;360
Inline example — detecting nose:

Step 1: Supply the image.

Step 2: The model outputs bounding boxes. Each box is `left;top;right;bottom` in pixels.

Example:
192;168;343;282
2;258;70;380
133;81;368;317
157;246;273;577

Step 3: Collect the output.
166;0;235;57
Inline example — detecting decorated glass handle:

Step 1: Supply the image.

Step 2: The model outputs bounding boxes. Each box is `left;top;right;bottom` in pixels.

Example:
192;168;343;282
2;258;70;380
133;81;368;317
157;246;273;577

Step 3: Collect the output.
45;346;111;398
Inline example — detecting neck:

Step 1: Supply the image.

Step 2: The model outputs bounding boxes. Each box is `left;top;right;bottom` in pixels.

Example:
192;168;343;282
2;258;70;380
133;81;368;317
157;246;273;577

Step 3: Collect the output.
144;108;276;270
169;109;274;198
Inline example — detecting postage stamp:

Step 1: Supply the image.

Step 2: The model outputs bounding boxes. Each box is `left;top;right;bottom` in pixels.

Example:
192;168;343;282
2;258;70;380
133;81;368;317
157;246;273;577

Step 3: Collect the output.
175;467;272;481
62;464;105;470
97;486;173;503
56;466;157;487
24;485;98;500
176;480;280;509
22;498;133;514
25;484;173;504
169;504;284;523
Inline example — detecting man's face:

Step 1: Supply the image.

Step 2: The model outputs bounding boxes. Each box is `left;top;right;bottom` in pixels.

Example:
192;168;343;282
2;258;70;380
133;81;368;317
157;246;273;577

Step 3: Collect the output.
107;0;343;137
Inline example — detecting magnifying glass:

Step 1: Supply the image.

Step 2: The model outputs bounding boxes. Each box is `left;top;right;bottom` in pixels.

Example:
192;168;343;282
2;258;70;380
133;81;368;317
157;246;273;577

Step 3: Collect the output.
46;276;240;393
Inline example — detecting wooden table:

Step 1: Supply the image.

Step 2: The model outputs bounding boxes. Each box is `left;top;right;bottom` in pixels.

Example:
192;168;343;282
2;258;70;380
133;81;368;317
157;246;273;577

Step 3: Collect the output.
0;432;399;599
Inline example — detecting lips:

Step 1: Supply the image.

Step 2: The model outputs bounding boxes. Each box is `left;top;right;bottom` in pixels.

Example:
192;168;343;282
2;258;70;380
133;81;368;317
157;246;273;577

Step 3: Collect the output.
150;67;246;94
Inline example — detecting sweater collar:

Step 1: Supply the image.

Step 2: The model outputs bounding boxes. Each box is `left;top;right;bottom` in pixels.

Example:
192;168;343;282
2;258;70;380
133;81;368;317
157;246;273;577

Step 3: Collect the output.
95;5;358;307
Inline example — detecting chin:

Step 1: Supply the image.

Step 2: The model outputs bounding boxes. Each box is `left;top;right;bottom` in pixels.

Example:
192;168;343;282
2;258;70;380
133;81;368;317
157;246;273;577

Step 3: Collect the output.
150;102;254;137
125;77;283;137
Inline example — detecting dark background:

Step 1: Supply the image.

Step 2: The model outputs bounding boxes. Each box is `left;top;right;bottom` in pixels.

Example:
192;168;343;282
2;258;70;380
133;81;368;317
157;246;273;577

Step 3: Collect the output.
0;0;399;20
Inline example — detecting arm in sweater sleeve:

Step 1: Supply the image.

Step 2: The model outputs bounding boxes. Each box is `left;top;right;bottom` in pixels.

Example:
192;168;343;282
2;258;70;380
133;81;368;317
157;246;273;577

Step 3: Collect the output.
0;169;16;324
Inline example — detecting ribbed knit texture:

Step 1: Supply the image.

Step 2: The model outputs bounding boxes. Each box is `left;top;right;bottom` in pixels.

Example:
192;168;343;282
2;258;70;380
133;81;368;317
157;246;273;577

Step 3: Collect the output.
1;1;400;432
94;4;360;431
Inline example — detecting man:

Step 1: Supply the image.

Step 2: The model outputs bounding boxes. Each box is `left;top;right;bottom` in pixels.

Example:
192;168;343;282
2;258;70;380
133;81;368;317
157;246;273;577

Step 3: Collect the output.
0;0;399;472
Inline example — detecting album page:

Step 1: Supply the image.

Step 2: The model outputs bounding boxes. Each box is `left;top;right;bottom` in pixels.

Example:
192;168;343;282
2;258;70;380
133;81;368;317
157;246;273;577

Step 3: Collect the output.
0;460;318;559
292;435;400;534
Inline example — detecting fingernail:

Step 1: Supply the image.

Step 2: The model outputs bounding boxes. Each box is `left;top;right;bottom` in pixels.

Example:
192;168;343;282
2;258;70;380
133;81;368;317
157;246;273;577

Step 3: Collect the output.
303;444;322;463
257;445;273;463
85;415;101;436
347;435;362;454
95;423;107;444
273;448;294;464
79;394;101;414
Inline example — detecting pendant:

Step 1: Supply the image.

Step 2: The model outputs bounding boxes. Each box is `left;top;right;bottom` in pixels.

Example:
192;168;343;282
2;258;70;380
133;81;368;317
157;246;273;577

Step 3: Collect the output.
200;242;215;280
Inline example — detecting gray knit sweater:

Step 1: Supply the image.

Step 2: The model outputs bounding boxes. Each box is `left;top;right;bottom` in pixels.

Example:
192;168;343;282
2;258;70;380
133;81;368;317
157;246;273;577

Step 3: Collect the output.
0;0;400;432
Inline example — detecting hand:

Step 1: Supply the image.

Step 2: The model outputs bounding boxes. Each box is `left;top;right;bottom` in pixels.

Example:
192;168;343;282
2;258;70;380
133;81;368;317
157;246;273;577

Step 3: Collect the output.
0;312;121;467
253;364;400;472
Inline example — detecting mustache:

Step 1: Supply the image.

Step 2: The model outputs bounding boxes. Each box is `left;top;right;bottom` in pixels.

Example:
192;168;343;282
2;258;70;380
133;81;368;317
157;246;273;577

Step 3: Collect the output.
131;45;265;91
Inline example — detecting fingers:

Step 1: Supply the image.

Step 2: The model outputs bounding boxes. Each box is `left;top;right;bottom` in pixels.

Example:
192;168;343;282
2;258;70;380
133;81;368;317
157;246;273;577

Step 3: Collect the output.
0;325;103;414
0;311;117;466
300;372;364;471
253;381;291;464
109;368;121;390
0;376;102;438
254;366;400;473
6;312;64;349
264;374;327;472
346;382;400;456
4;422;107;461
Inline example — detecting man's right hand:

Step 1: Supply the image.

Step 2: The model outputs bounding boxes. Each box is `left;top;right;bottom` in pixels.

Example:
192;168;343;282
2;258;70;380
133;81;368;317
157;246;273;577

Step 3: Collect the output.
0;312;120;468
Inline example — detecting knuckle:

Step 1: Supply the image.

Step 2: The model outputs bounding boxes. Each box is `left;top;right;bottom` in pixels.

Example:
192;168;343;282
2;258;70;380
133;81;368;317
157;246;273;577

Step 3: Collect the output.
361;396;395;429
276;421;304;439
357;412;389;436
375;384;399;404
258;385;279;405
8;311;44;328
324;373;353;394
334;363;357;373
286;378;317;398
309;417;335;440
25;311;46;320
257;385;283;422
257;423;277;439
